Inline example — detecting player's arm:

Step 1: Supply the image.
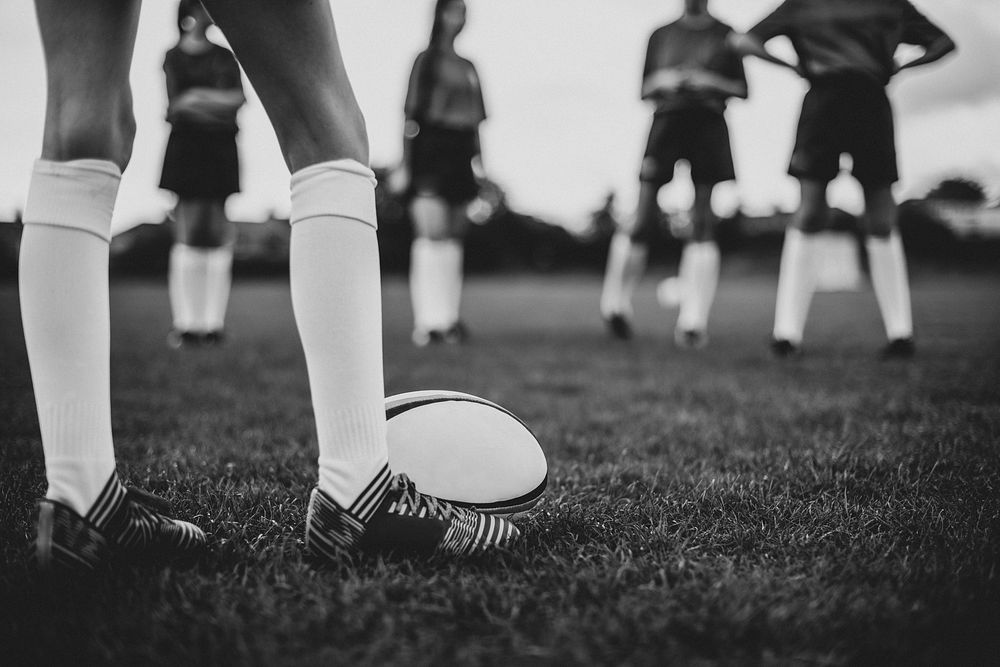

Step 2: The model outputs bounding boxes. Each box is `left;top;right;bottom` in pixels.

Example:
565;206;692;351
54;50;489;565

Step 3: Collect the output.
728;33;800;76
895;33;956;73
686;70;748;100
641;68;687;100
389;54;427;194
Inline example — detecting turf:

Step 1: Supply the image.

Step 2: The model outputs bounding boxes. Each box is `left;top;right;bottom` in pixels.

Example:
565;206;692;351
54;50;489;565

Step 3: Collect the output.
1;270;999;666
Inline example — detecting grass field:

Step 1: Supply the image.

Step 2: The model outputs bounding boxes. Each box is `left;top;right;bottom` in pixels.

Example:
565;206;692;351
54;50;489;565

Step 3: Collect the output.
1;268;999;666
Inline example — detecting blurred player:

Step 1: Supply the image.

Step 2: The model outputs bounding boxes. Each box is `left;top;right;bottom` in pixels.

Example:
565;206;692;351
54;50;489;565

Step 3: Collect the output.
22;0;517;572
732;0;956;359
392;0;486;347
600;0;747;348
161;0;244;348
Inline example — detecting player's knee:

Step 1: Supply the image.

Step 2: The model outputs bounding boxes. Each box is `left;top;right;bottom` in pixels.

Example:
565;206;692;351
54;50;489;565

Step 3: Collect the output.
51;97;136;170
793;204;827;233
279;98;369;170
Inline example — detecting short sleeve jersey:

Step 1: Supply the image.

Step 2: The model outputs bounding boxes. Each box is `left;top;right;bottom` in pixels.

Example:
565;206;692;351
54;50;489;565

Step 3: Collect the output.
164;44;243;129
747;0;947;84
405;50;487;130
643;18;747;114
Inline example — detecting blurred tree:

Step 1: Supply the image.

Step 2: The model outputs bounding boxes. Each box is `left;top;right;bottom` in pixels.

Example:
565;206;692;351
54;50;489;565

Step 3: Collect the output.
926;177;987;203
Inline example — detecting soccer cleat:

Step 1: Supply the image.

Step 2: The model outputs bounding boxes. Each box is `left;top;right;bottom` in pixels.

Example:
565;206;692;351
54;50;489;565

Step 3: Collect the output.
412;328;447;348
880;337;916;360
33;473;207;572
770;338;802;359
444;321;470;345
201;330;226;346
605;313;633;340
166;329;203;350
305;466;520;561
674;328;708;350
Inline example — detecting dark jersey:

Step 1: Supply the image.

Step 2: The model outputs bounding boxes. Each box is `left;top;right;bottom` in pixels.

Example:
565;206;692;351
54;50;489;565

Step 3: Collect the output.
748;0;947;84
405;50;486;130
643;18;747;115
163;43;243;130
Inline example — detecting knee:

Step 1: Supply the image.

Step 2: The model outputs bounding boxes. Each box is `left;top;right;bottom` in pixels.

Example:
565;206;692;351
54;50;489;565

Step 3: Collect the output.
793;203;828;233
47;94;136;170
864;217;894;239
279;96;369;171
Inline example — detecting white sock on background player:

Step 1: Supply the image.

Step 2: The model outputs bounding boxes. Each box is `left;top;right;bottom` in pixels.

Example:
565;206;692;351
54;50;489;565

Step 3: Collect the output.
289;159;389;509
410;238;454;332
169;244;209;333
866;232;913;340
601;232;648;318
20;159;121;516
203;245;234;332
677;241;719;333
440;238;464;327
773;228;817;344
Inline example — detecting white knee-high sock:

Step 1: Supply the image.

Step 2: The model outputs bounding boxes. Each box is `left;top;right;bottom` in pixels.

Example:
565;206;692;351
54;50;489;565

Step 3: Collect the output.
773;228;817;344
867;232;913;340
600;232;648;317
169;243;212;333
678;242;719;332
410;239;454;331
169;244;196;332
440;239;464;326
203;245;234;332
409;238;431;332
410;238;449;332
290;160;389;510
20;159;121;515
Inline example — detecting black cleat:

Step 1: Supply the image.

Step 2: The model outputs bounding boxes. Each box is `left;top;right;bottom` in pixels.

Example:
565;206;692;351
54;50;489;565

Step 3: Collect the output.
880;337;915;360
412;329;447;348
34;473;207;572
444;321;470;345
166;330;203;350
305;466;519;562
605;313;633;340
674;328;708;350
770;338;802;359
201;330;226;346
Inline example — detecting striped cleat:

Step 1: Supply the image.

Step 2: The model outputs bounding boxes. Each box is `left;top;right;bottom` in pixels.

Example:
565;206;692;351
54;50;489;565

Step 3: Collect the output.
305;465;520;561
33;473;207;572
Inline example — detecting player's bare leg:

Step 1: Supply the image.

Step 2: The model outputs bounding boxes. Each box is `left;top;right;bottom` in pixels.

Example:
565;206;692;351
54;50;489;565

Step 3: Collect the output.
26;0;205;571
675;184;719;349
772;179;827;356
863;184;914;358
601;182;656;339
200;0;517;558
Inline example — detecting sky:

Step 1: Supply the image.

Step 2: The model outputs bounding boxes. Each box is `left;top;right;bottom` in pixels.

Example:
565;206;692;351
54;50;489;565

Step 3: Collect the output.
0;0;998;235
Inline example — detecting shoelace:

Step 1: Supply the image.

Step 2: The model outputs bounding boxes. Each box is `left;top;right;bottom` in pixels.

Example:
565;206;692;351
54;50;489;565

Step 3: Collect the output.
390;474;454;520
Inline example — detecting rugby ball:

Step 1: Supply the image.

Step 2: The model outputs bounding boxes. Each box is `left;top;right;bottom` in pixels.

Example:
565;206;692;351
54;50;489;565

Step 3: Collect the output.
385;390;547;517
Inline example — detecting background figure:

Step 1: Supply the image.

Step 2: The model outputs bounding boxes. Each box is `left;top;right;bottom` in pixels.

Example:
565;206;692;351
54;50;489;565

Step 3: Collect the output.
733;0;956;359
600;0;746;348
161;0;245;348
393;0;486;347
22;0;515;572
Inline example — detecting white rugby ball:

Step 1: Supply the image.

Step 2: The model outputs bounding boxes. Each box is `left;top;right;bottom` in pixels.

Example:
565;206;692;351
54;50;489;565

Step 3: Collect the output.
385;390;547;517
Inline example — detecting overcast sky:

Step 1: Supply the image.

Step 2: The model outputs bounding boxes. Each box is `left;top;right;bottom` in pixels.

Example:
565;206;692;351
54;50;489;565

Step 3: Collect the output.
0;0;997;234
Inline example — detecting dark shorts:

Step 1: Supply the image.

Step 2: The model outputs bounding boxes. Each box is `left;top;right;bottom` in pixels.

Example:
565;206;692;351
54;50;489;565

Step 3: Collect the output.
641;108;736;187
409;124;479;205
790;74;898;186
160;125;240;199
